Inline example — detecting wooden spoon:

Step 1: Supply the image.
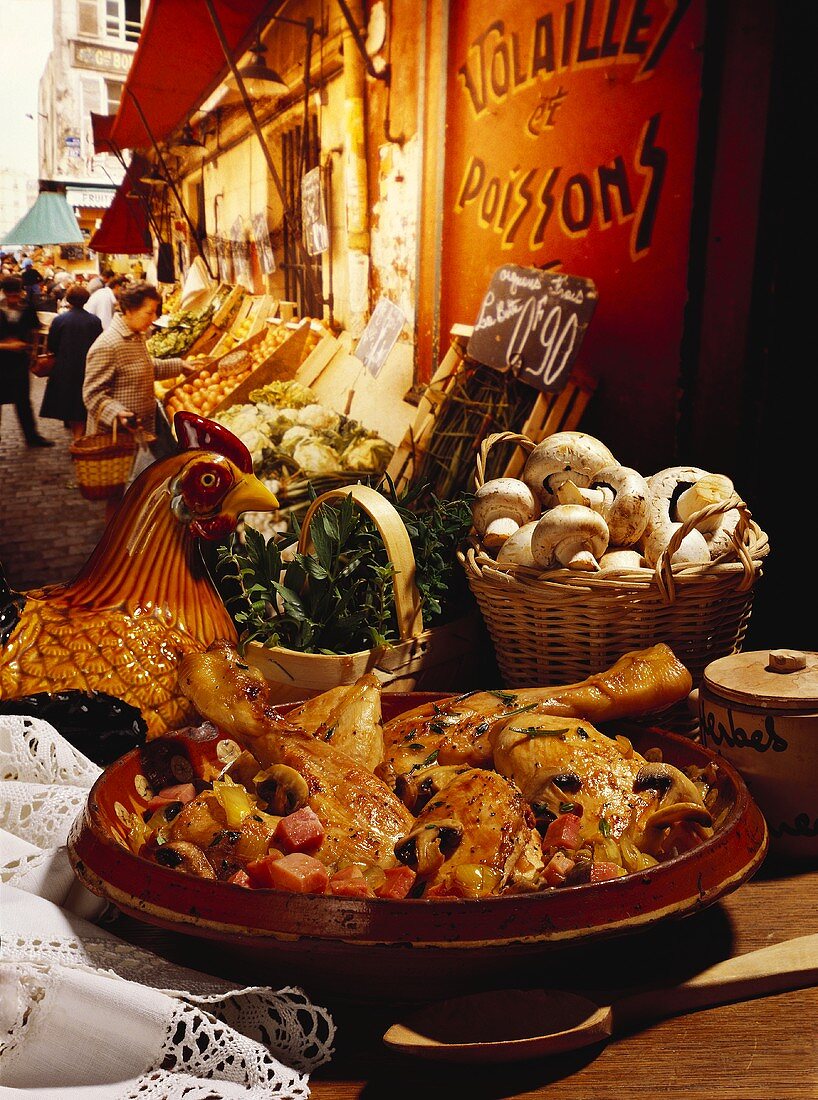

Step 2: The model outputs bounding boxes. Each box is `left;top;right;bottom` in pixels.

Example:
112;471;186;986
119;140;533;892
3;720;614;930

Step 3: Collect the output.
383;933;818;1063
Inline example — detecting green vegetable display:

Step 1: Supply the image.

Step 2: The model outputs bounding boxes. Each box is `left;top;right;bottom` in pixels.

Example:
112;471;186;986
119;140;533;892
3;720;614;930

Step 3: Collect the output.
214;480;474;655
147;304;215;358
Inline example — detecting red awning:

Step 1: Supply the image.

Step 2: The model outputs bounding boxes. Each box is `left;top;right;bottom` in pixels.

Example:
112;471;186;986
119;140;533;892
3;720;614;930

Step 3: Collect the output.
91;112;118;156
107;0;273;151
88;155;154;255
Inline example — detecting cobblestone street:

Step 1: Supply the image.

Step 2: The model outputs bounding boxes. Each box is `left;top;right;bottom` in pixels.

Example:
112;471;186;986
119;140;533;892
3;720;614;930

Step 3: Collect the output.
1;374;107;591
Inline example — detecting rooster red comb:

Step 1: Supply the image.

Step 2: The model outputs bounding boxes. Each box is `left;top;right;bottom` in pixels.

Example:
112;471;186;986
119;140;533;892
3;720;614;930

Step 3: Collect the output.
173;412;253;473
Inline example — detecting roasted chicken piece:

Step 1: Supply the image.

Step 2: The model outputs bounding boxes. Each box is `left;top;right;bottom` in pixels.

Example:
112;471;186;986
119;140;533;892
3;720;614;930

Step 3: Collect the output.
378;643;692;791
491;713;712;859
178;642;414;871
395;768;543;898
286;675;384;771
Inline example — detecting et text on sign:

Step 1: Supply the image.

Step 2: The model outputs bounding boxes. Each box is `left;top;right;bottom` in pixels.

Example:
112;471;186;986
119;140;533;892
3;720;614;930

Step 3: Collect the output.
467;265;598;393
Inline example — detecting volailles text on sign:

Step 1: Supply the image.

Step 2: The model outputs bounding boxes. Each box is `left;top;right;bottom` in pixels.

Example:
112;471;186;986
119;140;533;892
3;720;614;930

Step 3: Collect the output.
467;265;597;393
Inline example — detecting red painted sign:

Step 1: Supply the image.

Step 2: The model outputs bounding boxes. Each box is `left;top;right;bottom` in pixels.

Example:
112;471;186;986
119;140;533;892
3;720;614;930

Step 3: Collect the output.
436;0;705;468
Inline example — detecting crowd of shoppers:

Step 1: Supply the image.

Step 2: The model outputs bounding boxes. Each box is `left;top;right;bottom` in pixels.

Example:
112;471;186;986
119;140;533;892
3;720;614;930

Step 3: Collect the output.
1;255;186;520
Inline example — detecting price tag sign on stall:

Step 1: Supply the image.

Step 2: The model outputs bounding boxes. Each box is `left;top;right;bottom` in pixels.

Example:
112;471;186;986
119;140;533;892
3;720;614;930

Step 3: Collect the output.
353;297;406;377
467;265;598;392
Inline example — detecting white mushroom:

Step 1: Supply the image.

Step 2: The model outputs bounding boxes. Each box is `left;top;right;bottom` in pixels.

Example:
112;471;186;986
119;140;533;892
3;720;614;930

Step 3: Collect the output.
641;466;712;567
589;464;651;547
554;479;607;511
675;473;734;529
495;521;538;567
472;478;540;551
598;548;644;571
642;522;710;568
522;432;616;509
530;504;610;571
675;472;741;559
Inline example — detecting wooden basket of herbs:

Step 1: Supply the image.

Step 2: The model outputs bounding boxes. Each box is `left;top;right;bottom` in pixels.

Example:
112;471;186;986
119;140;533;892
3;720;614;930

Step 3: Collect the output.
216;481;487;702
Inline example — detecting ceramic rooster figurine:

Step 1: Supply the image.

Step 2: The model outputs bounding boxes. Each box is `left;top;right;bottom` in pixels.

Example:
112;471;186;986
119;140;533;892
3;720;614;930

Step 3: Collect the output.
0;413;277;748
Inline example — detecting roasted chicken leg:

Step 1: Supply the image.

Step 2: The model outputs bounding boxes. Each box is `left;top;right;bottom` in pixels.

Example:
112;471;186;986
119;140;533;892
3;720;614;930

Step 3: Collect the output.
178;642;413;871
377;643;692;791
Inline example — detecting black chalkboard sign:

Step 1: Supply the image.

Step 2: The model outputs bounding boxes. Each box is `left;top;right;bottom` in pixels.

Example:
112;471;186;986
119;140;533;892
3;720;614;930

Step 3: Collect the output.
467;265;598;393
353;297;406;377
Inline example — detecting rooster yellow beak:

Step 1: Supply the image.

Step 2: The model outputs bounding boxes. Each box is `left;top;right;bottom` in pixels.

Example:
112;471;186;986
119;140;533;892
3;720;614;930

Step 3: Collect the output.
226;471;279;515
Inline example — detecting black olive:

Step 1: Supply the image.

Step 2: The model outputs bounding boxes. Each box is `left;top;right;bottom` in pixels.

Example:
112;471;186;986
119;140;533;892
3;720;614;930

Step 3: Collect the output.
155;847;184;868
553;772;582;793
163;801;184;821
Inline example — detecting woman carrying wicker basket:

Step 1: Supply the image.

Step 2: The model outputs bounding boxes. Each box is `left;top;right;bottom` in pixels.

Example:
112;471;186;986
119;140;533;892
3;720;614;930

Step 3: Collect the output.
83;281;190;521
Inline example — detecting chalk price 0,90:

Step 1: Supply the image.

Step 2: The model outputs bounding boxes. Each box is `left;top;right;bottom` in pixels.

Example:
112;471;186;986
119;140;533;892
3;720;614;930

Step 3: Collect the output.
467;265;597;393
507;296;579;388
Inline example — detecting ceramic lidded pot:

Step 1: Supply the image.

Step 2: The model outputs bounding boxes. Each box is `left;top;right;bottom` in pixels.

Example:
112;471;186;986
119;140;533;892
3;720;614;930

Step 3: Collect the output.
698;650;818;862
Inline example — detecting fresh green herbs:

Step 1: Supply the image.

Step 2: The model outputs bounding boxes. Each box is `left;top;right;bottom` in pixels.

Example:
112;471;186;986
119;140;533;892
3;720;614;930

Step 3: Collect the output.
511;726;570;738
214;478;473;655
599;816;611;837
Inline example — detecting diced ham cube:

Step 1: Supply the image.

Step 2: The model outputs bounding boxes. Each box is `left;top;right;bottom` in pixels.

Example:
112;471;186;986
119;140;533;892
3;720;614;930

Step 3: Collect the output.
274;806;325;853
329;866;374;898
542;850;576;886
590;860;624;883
374;865;417;899
145;783;197;812
227;869;251;888
247;852;329;894
543;812;582;851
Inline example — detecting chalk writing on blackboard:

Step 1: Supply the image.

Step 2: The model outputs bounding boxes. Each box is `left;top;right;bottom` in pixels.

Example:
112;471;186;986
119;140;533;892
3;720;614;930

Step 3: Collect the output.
467;265;598;393
353;297;406;377
302;167;329;256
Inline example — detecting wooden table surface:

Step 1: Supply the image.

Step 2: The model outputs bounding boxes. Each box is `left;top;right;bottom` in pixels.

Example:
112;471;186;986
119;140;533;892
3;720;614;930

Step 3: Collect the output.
112;858;818;1100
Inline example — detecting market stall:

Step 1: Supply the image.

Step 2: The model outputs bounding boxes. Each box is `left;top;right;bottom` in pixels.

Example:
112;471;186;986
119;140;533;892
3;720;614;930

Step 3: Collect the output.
1;0;813;1096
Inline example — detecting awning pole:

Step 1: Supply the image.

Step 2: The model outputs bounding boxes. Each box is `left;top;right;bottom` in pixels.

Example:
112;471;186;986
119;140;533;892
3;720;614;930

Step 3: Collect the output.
126;88;216;279
202;0;325;310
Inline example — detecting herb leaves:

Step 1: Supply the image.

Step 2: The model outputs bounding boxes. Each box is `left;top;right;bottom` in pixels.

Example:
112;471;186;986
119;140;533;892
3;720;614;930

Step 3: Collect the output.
215;478;473;655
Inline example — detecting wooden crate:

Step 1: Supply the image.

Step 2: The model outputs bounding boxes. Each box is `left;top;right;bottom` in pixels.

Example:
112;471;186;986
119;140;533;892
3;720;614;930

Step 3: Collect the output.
208;293;279;359
386;323;597;497
209;320;313;415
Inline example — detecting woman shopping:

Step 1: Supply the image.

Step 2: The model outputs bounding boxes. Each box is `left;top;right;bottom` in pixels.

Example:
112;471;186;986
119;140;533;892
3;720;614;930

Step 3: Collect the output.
83;281;187;521
40;283;102;440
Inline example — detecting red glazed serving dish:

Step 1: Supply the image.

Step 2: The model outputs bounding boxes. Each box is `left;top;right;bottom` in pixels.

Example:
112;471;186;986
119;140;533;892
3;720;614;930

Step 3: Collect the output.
68;694;768;1002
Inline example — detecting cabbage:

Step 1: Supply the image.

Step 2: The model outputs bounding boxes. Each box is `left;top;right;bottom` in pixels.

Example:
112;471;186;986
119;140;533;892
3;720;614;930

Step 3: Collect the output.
340;436;394;471
292;440;341;476
279;425;314;454
295;404;340;431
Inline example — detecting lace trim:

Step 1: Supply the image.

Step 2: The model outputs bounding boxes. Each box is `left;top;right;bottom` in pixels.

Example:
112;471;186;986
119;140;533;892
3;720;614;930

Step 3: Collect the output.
4;932;335;1071
1;963;320;1098
0;780;88;848
0;715;101;787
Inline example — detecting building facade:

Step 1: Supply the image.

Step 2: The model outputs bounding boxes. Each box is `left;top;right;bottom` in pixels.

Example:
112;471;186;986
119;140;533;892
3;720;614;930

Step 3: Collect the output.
37;0;146;249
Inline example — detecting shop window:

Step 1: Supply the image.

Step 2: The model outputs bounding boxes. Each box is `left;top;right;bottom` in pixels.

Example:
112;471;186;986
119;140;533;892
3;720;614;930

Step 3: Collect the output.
105;80;123;115
105;0;141;42
281;113;323;318
77;0;98;37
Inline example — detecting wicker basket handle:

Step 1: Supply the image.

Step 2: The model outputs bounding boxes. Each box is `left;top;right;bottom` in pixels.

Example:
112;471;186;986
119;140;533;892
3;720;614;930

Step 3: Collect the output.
656;492;755;602
297;483;424;642
474;431;536;489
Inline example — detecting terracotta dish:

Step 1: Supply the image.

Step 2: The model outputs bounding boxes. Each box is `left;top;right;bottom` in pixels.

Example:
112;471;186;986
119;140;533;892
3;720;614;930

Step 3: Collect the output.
68;694;768;1002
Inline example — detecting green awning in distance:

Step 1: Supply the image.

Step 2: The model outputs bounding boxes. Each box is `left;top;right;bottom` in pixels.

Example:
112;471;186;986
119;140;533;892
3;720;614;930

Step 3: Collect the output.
2;189;84;247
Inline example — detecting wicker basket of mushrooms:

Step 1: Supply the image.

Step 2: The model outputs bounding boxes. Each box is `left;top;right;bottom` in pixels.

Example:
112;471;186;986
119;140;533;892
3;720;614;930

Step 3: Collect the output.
457;430;770;732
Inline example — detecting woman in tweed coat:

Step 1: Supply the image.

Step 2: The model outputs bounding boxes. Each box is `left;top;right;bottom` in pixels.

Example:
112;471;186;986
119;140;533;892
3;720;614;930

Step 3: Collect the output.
83;281;187;520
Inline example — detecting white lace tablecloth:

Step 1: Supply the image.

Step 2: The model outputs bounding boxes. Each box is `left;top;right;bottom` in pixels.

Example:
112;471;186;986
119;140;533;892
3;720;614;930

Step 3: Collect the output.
0;715;335;1098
